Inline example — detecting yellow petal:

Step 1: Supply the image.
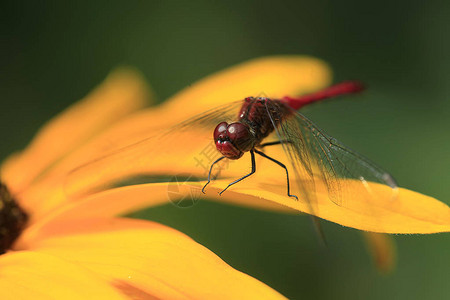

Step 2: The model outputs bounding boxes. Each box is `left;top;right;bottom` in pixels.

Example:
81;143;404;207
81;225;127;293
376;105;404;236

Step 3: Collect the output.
161;55;331;118
362;232;396;273
23;181;295;237
63;178;450;233
110;56;331;145
23;184;171;232
0;251;127;300
86;56;331;146
203;179;450;234
32;172;449;236
18;218;287;300
1;68;152;196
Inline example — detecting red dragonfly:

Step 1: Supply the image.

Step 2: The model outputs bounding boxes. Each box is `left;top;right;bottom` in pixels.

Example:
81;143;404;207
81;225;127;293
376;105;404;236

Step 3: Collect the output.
200;81;397;206
66;82;398;210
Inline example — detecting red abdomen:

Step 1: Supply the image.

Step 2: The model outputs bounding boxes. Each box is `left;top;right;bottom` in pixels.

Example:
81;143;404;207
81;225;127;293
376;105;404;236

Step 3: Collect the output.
282;81;365;110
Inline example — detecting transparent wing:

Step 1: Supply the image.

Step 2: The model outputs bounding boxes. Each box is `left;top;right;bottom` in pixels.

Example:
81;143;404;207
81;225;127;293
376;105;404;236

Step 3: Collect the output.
265;100;398;209
64;101;245;199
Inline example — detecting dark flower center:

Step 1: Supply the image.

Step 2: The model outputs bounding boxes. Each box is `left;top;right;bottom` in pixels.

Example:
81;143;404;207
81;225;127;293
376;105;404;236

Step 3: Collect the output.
0;182;28;254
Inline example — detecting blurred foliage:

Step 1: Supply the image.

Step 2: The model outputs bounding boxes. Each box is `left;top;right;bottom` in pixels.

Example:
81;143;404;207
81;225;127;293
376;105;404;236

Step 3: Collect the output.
1;1;449;299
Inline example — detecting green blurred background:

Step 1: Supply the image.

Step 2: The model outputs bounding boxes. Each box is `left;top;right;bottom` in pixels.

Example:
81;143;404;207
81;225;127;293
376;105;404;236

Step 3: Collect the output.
1;1;449;299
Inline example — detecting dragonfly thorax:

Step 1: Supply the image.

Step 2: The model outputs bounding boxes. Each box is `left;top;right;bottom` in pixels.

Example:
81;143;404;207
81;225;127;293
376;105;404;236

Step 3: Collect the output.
214;121;256;159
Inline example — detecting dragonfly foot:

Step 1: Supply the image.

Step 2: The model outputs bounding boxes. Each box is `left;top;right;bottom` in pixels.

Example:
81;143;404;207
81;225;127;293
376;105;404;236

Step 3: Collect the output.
289;194;299;201
201;183;209;194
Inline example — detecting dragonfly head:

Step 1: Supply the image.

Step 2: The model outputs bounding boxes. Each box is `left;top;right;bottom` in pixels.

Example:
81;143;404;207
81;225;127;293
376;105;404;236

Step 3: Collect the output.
214;121;255;159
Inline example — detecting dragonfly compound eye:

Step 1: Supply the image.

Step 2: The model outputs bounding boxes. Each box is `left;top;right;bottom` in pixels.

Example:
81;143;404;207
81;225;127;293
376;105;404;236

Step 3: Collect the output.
227;122;254;152
213;122;228;142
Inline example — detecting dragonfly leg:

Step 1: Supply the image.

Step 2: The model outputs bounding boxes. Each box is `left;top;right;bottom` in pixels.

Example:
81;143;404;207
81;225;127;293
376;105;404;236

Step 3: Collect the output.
253;149;298;200
202;156;226;194
259;140;291;148
219;150;256;196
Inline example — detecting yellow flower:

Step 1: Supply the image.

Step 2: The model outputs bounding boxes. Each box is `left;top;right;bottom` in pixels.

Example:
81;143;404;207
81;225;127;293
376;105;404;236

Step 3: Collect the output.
0;68;286;299
2;56;448;299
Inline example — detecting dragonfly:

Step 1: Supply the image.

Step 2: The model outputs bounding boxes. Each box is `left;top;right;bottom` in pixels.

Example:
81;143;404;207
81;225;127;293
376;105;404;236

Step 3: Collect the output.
200;81;398;206
65;81;398;212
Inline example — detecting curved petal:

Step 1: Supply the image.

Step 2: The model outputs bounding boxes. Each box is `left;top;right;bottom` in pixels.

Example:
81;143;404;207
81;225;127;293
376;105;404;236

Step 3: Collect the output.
17;218;287;300
1;68;152;196
23;181;295;236
0;251;127;300
200;179;450;234
98;56;331;148
161;55;331;117
84;56;331;147
85;180;450;233
27;175;449;236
